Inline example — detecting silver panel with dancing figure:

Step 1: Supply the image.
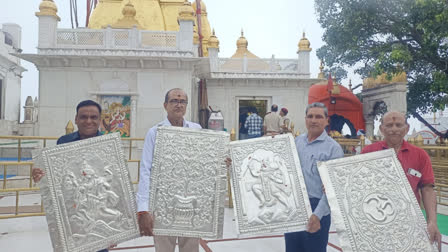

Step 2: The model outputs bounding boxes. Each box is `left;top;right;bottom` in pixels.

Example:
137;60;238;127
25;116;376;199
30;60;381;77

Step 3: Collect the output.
149;126;229;239
229;134;312;236
34;132;139;252
318;149;438;252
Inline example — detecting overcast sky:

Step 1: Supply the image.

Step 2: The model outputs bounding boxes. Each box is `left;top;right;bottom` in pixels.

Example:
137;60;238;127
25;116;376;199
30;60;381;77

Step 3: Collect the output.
0;0;422;132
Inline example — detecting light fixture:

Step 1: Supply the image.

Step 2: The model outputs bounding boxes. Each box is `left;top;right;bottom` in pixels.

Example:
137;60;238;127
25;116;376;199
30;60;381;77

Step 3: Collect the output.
330;97;336;104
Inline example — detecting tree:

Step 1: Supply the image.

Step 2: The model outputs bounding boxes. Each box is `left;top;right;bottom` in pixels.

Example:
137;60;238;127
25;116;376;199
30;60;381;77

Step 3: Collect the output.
315;0;448;137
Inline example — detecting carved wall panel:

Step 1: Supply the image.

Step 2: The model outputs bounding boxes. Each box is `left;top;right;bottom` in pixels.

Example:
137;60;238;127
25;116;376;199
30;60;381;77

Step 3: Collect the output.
229;134;312;236
318;149;437;252
149;126;229;239
34;133;139;252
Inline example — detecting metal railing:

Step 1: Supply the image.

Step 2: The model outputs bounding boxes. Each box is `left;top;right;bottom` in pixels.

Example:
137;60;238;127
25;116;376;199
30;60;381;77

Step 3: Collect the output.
0;136;143;219
0;131;235;219
217;58;300;73
334;136;448;207
55;28;179;50
1;132;447;219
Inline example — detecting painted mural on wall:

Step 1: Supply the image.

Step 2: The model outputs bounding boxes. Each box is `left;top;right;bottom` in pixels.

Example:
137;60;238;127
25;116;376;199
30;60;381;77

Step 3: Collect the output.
100;96;131;137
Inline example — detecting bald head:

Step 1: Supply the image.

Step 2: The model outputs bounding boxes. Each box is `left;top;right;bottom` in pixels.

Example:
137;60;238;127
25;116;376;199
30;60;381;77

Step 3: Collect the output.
380;111;408;125
380;111;409;147
164;88;188;103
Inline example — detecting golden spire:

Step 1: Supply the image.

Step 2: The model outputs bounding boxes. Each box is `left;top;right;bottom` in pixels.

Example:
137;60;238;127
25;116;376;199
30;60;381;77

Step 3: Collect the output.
36;0;60;21
318;60;325;79
111;1;142;29
178;0;195;22
298;32;311;52
193;25;199;45
66;120;74;134
237;29;248;49
208;29;220;49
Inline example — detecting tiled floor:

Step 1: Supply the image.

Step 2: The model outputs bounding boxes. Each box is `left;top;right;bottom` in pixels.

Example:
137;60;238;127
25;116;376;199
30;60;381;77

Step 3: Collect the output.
0;206;447;251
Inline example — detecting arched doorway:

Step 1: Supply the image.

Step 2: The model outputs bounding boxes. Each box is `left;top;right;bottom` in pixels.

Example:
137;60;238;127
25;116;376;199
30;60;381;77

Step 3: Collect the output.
330;114;357;137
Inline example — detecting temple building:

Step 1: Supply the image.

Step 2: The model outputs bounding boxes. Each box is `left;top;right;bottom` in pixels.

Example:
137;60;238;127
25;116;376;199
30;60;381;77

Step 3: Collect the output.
1;0;408;139
0;23;27;135
12;0;317;138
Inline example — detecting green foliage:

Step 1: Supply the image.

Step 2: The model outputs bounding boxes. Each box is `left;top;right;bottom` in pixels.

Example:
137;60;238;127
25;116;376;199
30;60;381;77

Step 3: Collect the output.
315;0;448;114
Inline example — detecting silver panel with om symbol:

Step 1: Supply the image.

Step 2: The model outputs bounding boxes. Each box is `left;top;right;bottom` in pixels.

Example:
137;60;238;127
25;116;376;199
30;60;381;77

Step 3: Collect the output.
149;126;229;239
34;132;139;252
318;149;437;252
229;134;312;236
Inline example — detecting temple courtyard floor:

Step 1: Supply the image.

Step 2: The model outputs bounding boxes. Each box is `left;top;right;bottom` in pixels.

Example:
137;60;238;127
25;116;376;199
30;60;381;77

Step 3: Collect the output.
1;201;447;252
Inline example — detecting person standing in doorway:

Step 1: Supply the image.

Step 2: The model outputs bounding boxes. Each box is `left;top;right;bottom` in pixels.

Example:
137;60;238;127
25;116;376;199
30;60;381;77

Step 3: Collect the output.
239;108;249;140
263;104;282;136
280;107;291;133
244;107;263;139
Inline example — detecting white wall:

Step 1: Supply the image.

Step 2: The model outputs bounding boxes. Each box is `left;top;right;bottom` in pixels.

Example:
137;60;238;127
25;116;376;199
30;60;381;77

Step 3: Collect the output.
207;78;313;135
38;68;194;137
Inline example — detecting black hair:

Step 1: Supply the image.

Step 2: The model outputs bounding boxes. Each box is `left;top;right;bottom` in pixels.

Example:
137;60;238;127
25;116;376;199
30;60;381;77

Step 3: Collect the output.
271;104;278;112
76;100;102;114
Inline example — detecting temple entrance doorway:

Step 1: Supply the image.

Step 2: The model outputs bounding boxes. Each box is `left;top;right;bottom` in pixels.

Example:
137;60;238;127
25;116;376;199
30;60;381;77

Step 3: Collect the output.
236;97;270;139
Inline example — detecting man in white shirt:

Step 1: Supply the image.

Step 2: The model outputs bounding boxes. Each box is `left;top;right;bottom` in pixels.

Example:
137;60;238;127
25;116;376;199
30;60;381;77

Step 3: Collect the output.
137;88;201;252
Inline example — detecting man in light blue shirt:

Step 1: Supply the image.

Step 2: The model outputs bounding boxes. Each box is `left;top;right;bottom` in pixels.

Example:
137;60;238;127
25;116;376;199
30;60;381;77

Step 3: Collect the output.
285;102;344;252
137;88;201;252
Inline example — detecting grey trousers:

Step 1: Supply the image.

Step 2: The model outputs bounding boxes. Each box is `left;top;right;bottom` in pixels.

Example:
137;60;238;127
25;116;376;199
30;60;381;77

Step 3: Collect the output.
154;235;199;252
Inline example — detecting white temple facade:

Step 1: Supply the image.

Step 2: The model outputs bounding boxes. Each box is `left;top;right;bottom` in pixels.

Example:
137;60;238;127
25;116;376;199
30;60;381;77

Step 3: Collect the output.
16;0;318;138
0;23;27;135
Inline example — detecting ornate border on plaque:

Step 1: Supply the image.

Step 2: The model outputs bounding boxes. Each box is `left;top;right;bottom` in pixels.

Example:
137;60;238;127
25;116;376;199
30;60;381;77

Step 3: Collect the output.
318;149;437;252
149;126;229;239
229;134;312;236
35;132;139;252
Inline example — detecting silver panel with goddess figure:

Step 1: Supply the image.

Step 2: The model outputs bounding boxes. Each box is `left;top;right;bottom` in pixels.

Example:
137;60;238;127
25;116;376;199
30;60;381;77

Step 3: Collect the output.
229;134;312;236
318;149;437;252
35;132;139;252
149;126;229;239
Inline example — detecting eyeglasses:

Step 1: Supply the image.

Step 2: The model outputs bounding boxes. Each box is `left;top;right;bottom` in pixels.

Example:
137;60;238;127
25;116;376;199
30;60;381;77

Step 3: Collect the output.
168;99;188;105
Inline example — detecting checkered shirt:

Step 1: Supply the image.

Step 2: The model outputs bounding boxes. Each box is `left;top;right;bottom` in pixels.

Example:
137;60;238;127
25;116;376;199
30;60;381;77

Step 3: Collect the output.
244;113;263;136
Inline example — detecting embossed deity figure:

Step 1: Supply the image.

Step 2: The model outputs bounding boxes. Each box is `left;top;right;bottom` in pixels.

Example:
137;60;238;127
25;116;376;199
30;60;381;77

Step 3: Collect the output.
244;149;292;223
32;100;113;252
69;162;123;238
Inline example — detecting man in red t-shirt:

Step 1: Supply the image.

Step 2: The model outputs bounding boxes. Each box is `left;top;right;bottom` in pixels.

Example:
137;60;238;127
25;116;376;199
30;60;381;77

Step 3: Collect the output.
361;111;441;251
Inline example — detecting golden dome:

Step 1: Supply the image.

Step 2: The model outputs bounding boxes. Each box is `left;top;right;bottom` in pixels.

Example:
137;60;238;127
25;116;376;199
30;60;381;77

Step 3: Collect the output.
221;30;270;71
298;32;311;52
36;0;60;21
207;29;219;49
89;0;165;31
123;2;136;17
237;30;248;49
192;0;207;14
111;2;142;29
178;0;195;22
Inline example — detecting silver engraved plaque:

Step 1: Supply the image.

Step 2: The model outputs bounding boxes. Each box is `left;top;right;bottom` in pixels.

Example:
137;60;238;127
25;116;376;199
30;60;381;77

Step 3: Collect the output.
149;126;229;239
318;149;438;252
229;134;312;236
34;132;139;252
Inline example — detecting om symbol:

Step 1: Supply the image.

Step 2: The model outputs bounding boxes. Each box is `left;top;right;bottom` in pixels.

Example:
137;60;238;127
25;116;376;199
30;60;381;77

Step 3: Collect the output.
362;193;396;224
